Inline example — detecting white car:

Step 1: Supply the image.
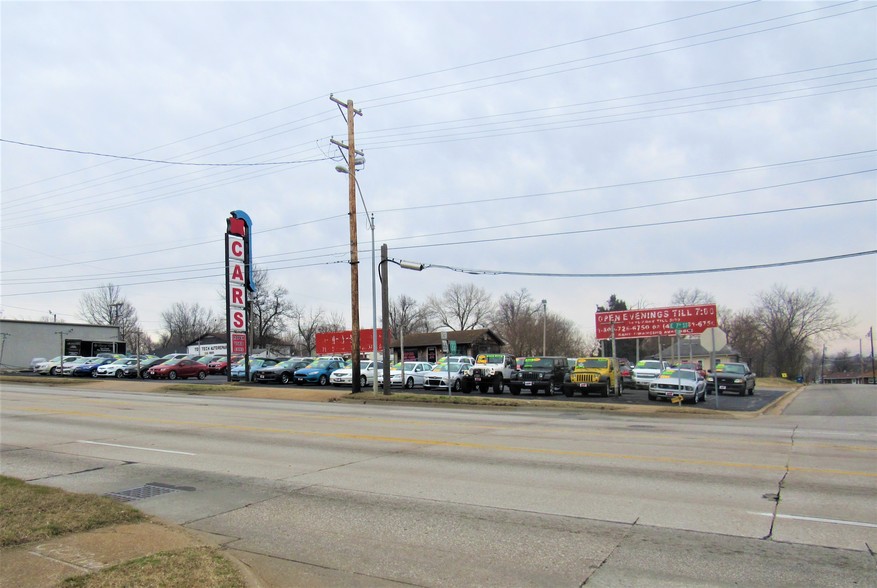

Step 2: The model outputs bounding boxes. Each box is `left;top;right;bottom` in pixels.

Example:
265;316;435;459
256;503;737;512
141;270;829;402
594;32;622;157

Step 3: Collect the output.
423;362;468;392
330;360;384;387
631;360;669;389
648;368;707;404
35;356;80;375
95;358;139;378
30;357;47;372
378;361;434;389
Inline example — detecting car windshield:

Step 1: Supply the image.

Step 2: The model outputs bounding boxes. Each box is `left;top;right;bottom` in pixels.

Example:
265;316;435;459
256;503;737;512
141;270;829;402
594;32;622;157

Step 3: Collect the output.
662;369;696;380
576;359;609;369
637;361;664;370
716;363;745;374
308;360;333;369
431;363;463;372
522;358;554;368
164;358;185;366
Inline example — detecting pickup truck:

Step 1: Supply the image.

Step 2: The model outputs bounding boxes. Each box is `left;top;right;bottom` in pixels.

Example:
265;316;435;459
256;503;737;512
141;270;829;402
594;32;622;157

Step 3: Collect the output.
706;362;756;395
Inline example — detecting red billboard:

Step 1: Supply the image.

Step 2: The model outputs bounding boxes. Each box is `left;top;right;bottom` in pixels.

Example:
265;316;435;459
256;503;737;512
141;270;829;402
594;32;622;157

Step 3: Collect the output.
316;330;383;355
595;304;718;340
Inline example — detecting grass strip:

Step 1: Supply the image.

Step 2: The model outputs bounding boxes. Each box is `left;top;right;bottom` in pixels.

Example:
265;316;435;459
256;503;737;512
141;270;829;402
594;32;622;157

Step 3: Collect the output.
0;476;144;547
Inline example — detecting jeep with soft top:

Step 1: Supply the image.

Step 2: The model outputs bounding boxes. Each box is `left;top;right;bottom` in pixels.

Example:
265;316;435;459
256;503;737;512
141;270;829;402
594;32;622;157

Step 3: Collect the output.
562;357;618;397
461;353;517;394
508;356;568;396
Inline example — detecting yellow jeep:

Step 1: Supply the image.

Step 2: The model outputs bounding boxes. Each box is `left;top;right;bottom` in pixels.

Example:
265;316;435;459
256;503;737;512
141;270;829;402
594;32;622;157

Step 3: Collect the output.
562;357;617;397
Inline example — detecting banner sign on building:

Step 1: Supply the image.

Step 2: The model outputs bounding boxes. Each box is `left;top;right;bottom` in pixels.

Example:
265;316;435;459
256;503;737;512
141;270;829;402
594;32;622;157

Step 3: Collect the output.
226;211;255;373
595;304;718;340
316;330;383;355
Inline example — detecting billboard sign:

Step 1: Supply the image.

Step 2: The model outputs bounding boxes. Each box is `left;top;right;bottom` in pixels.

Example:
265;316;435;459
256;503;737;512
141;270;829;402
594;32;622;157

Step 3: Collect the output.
596;304;718;340
316;330;384;355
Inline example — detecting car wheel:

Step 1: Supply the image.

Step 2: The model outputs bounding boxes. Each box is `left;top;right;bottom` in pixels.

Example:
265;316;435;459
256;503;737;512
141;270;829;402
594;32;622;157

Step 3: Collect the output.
452;379;461;392
601;383;610;397
479;383;489;394
168;371;177;380
405;377;414;389
648;393;657;401
360;375;368;387
281;373;290;385
115;370;125;379
197;371;206;380
563;388;573;397
91;370;99;378
691;391;698;404
49;367;58;376
319;374;328;386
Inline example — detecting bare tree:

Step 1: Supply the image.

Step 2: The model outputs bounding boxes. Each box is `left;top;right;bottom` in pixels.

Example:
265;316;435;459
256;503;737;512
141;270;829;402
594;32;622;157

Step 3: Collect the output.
78;284;140;349
295;308;327;355
158;302;223;352
493;289;539;355
426;283;494;331
831;349;853;372
670;288;716;306
389;294;431;338
249;267;299;348
753;285;851;377
724;309;767;373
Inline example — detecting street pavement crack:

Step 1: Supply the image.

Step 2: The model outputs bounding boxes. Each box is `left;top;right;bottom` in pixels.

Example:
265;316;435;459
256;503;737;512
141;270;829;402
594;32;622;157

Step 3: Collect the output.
581;516;639;586
764;425;797;540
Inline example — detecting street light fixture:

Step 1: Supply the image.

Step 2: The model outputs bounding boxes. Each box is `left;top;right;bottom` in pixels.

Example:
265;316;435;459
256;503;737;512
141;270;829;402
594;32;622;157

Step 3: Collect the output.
336;164;378;394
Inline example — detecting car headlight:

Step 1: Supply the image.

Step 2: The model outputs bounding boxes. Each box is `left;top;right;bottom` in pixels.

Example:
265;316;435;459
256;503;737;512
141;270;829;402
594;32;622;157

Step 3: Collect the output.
734;378;744;384
706;376;714;382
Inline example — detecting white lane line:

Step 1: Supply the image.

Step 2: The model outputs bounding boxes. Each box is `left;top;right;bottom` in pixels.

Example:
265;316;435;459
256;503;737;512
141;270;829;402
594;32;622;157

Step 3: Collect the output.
749;512;877;528
76;440;195;456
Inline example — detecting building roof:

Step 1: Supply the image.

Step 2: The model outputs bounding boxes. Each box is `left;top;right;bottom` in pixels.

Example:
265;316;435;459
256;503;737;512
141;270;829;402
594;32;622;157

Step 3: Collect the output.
390;328;504;348
654;336;738;358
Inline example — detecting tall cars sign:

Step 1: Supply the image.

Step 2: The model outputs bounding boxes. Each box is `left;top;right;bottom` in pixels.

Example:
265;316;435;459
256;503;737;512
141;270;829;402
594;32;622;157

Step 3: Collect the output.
595;304;718;340
226;211;256;375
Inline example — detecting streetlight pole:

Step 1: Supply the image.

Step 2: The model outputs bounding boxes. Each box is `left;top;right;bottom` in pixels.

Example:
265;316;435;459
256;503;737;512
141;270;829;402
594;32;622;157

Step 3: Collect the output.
379;244;424;395
541;299;547;355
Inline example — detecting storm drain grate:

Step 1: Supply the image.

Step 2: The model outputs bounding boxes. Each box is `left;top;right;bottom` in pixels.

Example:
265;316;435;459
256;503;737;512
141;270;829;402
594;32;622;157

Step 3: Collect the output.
105;482;194;503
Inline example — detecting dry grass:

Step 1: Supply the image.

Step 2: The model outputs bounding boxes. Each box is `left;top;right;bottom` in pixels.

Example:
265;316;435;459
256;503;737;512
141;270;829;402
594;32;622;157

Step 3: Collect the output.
0;476;144;547
61;546;246;588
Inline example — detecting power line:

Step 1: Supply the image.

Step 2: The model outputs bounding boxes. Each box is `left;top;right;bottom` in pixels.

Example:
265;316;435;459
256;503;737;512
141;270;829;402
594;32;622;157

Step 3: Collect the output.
419;250;877;278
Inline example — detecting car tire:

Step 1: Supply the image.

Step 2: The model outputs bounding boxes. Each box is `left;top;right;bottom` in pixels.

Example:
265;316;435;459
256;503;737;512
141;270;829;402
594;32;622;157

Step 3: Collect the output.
49;367;58;376
452;379;461;392
115;370;124;379
198;371;206;380
509;386;521;395
691;391;698;404
318;374;328;386
168;371;177;380
492;376;503;394
91;371;99;378
601;384;610;397
281;373;290;385
563;388;573;397
648;393;657;401
479;383;489;394
405;377;414;389
360;375;368;388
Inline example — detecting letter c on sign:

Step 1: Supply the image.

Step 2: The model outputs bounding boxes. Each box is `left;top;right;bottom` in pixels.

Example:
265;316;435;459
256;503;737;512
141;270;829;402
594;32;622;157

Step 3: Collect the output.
231;240;244;258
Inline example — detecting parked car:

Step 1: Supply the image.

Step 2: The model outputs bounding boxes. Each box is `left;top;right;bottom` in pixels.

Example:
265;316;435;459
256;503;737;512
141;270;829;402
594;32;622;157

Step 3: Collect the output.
35;356;80;376
631;359;669;389
648;368;706;403
230;357;279;382
508;356;569;395
423;362;467;392
61;357;96;375
95;358;139;378
617;358;633;388
562;357;618;397
378;361;434;389
293;359;344;386
138;357;169;378
71;357;114;377
674;361;707;380
706;362;756;396
147;358;208;380
330;360;383;387
30;357;47;372
253;359;312;385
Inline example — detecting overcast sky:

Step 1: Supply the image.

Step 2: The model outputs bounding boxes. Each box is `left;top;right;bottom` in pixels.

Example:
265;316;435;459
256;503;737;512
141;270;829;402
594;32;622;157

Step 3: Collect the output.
2;1;875;357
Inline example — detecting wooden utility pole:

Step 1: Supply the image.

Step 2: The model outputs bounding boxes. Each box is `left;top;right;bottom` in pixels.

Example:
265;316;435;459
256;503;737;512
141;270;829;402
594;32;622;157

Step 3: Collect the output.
330;95;364;392
381;244;392;395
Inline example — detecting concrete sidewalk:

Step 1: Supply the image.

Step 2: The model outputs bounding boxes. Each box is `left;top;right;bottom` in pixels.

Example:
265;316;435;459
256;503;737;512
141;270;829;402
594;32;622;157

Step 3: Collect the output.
0;520;265;587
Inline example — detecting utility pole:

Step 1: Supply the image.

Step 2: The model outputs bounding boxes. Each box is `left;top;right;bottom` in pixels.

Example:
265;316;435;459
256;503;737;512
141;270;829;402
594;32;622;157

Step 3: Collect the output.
380;244;392;395
330;94;364;393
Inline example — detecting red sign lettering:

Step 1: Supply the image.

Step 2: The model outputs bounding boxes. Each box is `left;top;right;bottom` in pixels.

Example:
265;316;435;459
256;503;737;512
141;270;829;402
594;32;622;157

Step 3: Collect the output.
595;304;718;340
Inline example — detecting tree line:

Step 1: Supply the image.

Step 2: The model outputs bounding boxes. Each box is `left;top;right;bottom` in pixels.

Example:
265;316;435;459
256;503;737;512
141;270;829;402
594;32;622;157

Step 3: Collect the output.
71;275;852;379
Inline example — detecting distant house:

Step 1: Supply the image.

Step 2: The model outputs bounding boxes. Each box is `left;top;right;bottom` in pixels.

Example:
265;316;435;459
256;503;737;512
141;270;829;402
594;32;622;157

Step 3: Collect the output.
822;371;875;384
389;329;504;363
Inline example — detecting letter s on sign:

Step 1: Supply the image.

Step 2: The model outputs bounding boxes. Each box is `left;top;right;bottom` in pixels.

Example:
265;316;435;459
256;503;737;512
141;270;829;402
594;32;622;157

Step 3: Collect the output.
232;310;245;329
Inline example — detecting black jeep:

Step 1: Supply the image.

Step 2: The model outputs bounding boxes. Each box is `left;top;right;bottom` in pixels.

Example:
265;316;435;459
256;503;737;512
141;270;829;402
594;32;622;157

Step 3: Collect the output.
508;356;569;396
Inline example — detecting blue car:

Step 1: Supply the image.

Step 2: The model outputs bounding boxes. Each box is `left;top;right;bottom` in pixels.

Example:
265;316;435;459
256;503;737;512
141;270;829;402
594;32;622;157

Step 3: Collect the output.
230;358;279;382
71;357;114;377
293;359;344;386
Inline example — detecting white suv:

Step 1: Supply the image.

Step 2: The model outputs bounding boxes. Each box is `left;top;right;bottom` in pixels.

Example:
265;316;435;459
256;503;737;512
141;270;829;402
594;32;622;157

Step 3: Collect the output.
631;360;669;389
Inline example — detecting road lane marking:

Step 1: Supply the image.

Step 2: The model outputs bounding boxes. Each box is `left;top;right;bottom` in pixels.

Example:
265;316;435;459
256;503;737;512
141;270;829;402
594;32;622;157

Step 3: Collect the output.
749;512;877;528
76;440;195;455
10;407;875;478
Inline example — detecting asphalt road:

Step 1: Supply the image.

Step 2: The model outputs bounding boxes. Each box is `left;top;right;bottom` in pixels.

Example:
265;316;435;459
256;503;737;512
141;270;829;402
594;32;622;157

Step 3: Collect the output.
1;382;874;586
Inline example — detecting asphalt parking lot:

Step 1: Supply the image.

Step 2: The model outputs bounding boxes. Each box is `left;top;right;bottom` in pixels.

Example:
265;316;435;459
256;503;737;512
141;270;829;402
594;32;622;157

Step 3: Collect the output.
11;371;785;412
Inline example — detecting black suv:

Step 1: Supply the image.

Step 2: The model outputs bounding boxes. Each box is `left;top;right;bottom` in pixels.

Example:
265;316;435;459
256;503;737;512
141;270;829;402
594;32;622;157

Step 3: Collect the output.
508;356;569;396
706;362;756;395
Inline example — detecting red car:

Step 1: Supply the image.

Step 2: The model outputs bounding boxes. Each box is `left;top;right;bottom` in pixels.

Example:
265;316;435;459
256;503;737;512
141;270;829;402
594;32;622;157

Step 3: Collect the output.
146;358;208;380
207;355;241;375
